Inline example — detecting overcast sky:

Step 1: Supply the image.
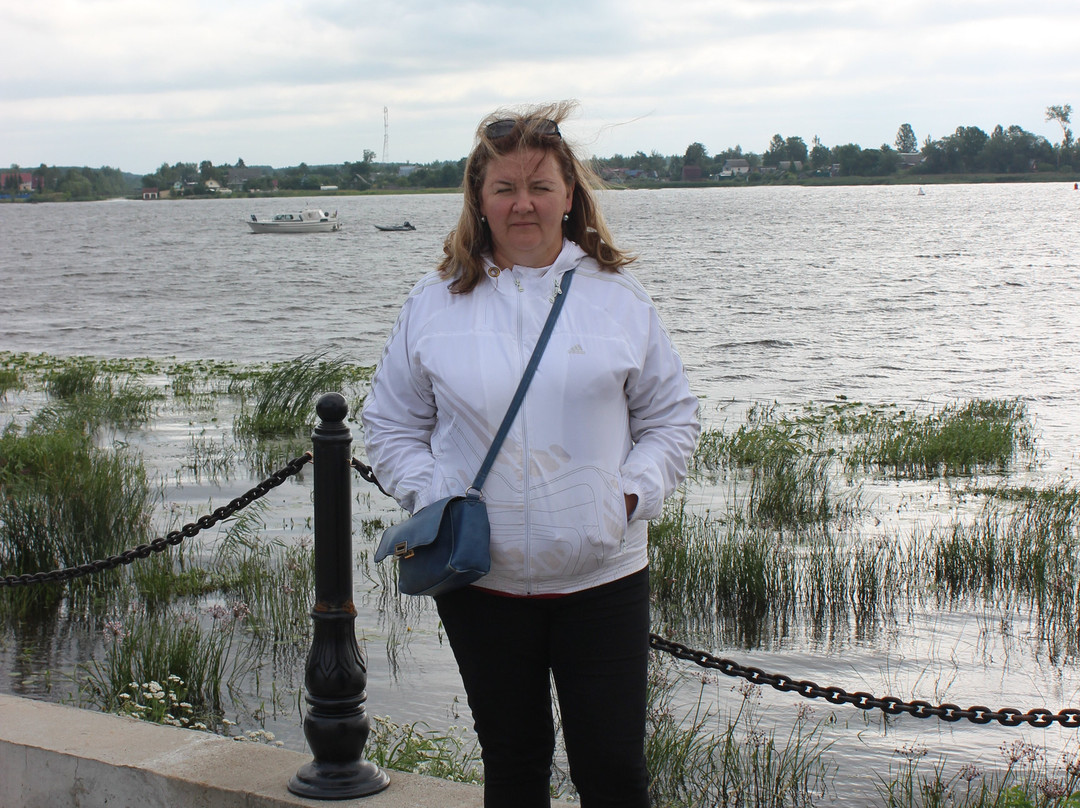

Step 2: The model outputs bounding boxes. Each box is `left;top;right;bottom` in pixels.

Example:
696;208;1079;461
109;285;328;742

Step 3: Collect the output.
4;1;1079;175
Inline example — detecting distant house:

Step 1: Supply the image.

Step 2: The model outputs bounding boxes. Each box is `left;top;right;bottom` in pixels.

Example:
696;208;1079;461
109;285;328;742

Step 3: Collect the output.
398;165;419;177
600;167;658;182
0;171;40;192
720;159;750;177
681;165;703;181
898;153;923;169
227;167;265;191
204;179;223;193
142;187;159;200
778;160;804;173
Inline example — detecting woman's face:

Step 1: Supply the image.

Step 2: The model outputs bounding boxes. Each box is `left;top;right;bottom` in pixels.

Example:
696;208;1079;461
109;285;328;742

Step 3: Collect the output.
480;147;574;270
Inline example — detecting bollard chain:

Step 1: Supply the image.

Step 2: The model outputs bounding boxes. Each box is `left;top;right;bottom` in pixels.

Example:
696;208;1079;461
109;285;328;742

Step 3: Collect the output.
350;457;391;498
0;453;312;588
649;634;1080;730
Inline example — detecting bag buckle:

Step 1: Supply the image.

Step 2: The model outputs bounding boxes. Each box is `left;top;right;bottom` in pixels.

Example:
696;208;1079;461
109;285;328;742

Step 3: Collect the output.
394;541;414;559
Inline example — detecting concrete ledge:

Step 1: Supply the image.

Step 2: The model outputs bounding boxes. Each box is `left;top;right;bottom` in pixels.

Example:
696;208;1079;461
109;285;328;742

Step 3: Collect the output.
0;693;482;807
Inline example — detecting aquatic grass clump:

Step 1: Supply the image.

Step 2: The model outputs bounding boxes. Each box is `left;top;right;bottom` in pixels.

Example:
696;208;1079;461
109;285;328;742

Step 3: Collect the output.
44;358;99;399
693;403;813;473
129;537;219;607
649;505;800;647
650;502;909;649
202;505;315;642
746;450;838;528
692;404;844;527
0;424;154;579
34;358;160;433
876;739;1080;807
222;539;315;643
186;432;237;483
920;485;1080;653
926;485;1080;605
646;663;834;808
0;367;21;400
80;607;252;720
233;353;362;440
366;717;483;784
168;369;225;412
846;398;1033;478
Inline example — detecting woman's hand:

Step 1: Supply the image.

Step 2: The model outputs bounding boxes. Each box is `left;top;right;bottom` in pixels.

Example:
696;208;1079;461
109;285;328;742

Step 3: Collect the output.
624;493;638;519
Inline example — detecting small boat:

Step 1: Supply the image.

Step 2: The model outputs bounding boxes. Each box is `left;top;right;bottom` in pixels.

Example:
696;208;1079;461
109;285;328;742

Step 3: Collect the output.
247;209;341;233
375;221;415;232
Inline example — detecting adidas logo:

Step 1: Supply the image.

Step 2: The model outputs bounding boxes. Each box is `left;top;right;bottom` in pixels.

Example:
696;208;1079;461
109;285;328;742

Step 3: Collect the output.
568;344;585;355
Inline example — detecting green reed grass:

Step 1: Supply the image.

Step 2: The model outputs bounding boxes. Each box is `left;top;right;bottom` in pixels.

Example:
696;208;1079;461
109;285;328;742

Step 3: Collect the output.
876;740;1080;807
195;504;316;643
649;502;918;650
646;661;834;807
693;403;811;472
844;398;1033;478
649;504;799;647
44;358;99;399
652;475;1080;655
80;607;252;720
130;543;217;607
925;485;1080;602
0;367;21;400
0;424;154;580
746;451;838;528
693;403;846;528
34;357;160;433
186;432;237;483
366;717;484;785
233;353;364;439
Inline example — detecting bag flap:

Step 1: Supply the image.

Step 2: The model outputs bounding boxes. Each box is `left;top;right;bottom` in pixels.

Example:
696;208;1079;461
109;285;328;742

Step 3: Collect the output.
374;495;461;562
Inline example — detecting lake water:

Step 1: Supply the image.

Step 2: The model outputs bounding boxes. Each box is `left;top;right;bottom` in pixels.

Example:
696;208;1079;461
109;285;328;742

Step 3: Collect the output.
4;184;1080;804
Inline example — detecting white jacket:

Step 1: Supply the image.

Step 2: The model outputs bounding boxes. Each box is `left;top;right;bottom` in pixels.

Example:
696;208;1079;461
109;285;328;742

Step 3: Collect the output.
361;240;700;595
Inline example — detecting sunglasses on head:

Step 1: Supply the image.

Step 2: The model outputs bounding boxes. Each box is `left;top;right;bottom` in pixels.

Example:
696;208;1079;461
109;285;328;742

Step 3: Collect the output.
485;118;562;140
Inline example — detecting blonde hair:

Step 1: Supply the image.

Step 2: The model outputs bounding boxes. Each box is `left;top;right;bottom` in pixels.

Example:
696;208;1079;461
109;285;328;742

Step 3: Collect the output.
438;101;634;294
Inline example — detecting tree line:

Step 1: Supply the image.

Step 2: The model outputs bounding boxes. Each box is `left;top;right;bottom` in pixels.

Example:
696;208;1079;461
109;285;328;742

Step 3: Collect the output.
7;105;1076;201
1;165;131;199
620;105;1076;180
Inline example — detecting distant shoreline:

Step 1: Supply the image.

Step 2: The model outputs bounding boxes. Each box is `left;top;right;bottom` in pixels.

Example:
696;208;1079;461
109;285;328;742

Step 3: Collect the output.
4;171;1078;204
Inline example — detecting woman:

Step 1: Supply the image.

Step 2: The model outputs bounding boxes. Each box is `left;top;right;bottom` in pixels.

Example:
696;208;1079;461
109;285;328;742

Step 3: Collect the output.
362;101;700;807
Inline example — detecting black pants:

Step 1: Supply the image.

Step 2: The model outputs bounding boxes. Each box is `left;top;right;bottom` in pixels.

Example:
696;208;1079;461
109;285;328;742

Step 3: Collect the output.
435;568;651;808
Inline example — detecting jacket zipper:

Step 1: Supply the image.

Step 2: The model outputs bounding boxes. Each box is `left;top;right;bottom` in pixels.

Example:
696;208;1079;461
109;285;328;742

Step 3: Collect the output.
516;279;533;593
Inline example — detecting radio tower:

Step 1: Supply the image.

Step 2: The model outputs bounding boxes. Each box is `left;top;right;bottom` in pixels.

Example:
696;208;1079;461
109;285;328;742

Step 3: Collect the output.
382;107;389;164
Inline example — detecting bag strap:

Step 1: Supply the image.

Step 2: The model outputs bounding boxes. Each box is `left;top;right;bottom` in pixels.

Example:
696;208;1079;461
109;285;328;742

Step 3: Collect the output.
469;269;575;494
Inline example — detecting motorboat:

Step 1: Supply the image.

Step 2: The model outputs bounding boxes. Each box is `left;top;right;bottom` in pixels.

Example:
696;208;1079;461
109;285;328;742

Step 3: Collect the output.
374;221;416;232
247;209;341;233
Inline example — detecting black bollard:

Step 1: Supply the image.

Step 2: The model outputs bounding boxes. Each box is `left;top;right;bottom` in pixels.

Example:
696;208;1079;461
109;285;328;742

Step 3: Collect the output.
289;393;390;799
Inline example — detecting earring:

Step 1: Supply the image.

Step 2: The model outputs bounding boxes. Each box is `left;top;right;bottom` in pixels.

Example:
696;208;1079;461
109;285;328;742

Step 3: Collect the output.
563;213;569;222
480;215;487;223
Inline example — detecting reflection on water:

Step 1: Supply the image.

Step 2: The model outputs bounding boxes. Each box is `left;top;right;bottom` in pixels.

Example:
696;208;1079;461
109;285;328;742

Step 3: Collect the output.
4;184;1080;804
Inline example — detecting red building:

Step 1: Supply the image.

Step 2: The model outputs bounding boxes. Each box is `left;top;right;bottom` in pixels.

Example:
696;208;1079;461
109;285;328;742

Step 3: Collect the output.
0;172;43;193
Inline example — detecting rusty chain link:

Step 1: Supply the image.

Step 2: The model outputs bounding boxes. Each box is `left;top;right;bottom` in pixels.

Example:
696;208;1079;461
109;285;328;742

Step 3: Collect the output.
0;452;312;588
648;634;1080;729
351;457;391;497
